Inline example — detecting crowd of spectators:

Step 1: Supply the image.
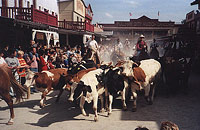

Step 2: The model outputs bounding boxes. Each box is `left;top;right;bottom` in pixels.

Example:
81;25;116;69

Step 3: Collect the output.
0;38;94;94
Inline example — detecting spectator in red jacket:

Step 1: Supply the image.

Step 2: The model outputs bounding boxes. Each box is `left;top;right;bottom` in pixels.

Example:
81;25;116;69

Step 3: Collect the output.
38;49;48;72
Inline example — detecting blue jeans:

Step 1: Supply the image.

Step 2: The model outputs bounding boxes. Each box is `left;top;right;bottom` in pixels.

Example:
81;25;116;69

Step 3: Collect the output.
30;68;38;72
136;51;141;57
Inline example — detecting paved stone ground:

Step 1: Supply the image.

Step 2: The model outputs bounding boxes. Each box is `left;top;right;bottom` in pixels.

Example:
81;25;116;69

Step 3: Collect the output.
0;70;200;130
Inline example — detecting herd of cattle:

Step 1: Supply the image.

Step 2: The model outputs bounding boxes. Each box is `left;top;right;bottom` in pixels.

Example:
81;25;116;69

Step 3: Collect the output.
23;58;160;122
1;42;193;125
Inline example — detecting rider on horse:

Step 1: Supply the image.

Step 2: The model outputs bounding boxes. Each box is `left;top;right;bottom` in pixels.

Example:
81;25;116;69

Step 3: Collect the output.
136;35;148;57
88;35;100;64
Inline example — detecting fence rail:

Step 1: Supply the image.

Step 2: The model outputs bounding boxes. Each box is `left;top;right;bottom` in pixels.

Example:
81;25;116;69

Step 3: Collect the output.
0;6;58;27
58;20;94;32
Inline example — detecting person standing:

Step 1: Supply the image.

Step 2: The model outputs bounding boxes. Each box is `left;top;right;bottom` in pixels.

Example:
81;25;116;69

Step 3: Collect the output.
5;49;20;74
17;51;29;86
5;49;20;97
28;47;40;93
29;47;39;72
3;45;9;58
30;40;37;48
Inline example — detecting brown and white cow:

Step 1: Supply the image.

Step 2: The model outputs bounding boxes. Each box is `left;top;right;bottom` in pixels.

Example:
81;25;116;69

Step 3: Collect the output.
121;59;161;111
24;68;68;108
72;69;105;121
67;67;97;102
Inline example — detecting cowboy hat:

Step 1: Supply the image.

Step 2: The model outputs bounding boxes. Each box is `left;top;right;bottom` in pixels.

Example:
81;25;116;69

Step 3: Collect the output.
140;35;145;38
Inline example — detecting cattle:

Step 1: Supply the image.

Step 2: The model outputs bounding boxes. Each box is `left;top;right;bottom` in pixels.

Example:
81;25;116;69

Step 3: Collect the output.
120;59;161;111
24;68;68;108
68;62;112;102
96;66;128;115
68;60;97;75
72;69;105;121
66;67;97;102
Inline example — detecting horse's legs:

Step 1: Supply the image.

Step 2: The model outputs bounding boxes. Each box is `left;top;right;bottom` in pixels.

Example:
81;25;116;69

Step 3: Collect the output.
40;87;52;108
56;89;64;103
3;94;14;125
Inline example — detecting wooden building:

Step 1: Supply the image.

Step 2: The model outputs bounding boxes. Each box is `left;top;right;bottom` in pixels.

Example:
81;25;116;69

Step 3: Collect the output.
58;0;94;47
0;0;59;48
100;16;179;43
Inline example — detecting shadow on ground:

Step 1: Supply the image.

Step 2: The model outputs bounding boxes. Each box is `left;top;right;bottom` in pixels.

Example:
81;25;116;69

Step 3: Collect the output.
119;70;200;130
0;68;200;129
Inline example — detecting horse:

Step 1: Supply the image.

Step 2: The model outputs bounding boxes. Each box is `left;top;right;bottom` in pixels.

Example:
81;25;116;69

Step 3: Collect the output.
83;48;100;65
150;45;159;60
130;49;150;63
0;65;27;125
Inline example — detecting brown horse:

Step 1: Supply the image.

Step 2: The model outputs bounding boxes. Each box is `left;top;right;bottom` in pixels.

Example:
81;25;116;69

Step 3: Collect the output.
0;65;26;125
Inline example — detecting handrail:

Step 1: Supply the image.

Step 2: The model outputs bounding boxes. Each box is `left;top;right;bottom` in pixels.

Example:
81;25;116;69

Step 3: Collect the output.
0;6;58;27
58;20;94;32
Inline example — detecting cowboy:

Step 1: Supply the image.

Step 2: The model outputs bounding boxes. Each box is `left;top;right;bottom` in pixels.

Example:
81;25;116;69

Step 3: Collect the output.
88;35;100;64
136;35;148;56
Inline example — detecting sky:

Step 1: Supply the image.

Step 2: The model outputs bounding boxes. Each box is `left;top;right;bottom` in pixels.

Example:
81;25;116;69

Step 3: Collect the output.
84;0;198;24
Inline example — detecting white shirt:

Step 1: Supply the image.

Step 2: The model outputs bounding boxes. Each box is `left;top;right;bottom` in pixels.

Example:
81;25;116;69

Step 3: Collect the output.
0;57;6;64
118;42;123;49
88;40;98;52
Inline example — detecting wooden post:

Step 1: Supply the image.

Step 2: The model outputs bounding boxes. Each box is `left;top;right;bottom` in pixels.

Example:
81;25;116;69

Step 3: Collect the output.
27;87;30;99
2;0;8;17
33;0;36;9
64;19;66;28
56;15;58;27
31;5;34;22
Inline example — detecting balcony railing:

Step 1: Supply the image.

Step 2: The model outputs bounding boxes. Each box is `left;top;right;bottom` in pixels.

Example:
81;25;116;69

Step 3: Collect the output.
0;6;58;27
58;20;85;31
86;22;94;32
58;20;94;32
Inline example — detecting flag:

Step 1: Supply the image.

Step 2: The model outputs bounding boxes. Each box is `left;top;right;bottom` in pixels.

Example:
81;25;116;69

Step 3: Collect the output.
129;12;132;16
158;11;160;16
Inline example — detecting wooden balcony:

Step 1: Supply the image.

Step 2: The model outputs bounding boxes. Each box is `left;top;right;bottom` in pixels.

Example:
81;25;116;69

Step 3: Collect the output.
86;22;94;32
58;20;94;32
0;6;58;27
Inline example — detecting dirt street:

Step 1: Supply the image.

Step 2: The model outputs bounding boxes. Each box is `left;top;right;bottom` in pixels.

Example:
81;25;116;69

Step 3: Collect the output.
0;71;200;130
